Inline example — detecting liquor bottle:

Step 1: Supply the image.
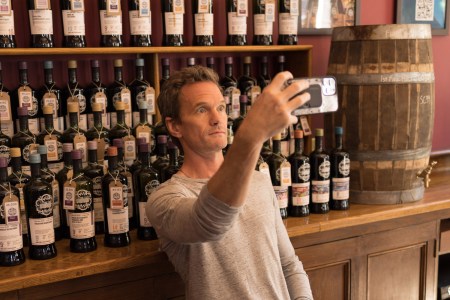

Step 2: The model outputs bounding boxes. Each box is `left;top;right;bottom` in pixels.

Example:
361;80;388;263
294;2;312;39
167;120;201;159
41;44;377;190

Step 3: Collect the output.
0;156;25;266
206;57;215;71
62;102;87;165
258;56;271;91
276;55;286;74
12;107;37;175
8;148;31;246
109;101;132;145
238;56;260;106
226;0;247;45
132;100;153;148
0;0;16;48
38;61;64;133
108;59;132;128
0;122;10;164
232;95;248;134
129;137;146;174
61;0;86;47
330;126;350;210
129;0;152;46
64;60;88;131
133;143;158;240
55;143;74;238
153;135;170;174
36;105;64;174
86;60;110;129
260;139;272;161
267;134;290;219
310;128;330;214
222;96;234;156
86;102;110;164
162;0;185;46
24;153;57;260
99;0;123;47
0;61;14;140
12;62;40;135
219;57;240;119
38;145;63;241
64;150;97;252
129;58;155;127
102;146;130;247
28;0;54;47
160;140;181;182
193;0;214;46
83;141;105;234
288;130;310;217
253;0;274;45
278;0;299;45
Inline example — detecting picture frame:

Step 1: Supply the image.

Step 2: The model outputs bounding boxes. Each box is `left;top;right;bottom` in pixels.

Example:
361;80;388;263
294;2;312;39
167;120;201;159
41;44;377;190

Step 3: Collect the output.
396;0;449;35
298;0;361;35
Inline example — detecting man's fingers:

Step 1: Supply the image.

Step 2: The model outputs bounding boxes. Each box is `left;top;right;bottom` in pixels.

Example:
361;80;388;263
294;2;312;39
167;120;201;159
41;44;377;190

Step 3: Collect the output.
286;91;311;112
266;71;293;92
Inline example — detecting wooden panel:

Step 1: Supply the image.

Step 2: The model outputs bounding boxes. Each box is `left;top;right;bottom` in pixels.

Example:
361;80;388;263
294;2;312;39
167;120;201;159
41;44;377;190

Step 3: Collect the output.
440;219;450;254
307;261;350;300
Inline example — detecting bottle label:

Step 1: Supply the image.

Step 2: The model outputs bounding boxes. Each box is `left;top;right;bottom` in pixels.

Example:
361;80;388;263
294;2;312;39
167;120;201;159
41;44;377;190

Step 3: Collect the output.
237;0;248;16
62;10;85;36
129;10;151;35
292;182;310;206
273;186;288;209
0;1;11;16
51;180;61;228
279;13;298;35
138;0;150;17
254;14;273;35
339;157;350;176
0;9;14;35
230;88;241;118
172;0;185;14
29;9;53;35
48;161;64;174
106;207;128;234
109;181;124;209
265;1;276;22
106;0;121;15
138;201;151;227
17;184;28;235
44;136;59;162
63;183;76;210
34;0;50;10
123;136;136;162
144;179;160;197
278;161;291;186
194;13;213;36
42;92;58;117
19;87;38;117
94;197;104;222
70;0;85;11
29;216;55;245
75;189;92;211
298;162;311;182
332;177;349;200
0;144;10;164
145;87;156;114
0;92;11;121
228;12;247;35
70;210;94;239
99;10;122;35
318;160;331;179
311;180;330;203
0;223;22;252
74;136;87;163
164;12;183;35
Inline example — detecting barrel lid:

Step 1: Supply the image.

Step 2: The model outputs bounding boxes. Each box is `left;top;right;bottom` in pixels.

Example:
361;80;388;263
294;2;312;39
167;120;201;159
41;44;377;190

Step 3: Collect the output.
42;105;53;115
44;60;53;69
315;128;324;137
29;153;41;164
136;58;145;67
107;146;117;156
331;24;432;41
63;143;73;153
38;145;47;154
87;140;97;150
10;148;21;158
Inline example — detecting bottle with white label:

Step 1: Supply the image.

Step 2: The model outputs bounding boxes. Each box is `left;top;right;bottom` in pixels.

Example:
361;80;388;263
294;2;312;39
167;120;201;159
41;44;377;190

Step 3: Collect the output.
23;153;57;260
64;60;88;131
102;146;130;247
55;143;74;238
0;64;11;163
129;0;152;46
310;128;330;214
107;59;132;128
193;0;214;46
278;0;298;45
28;0;54;47
61;0;86;47
253;0;274;45
129;58;155;127
85;60;110;129
0;0;16;48
65;149;97;252
99;0;123;46
162;0;184;46
330;126;350;210
0;156;25;266
227;0;247;45
11;107;37;175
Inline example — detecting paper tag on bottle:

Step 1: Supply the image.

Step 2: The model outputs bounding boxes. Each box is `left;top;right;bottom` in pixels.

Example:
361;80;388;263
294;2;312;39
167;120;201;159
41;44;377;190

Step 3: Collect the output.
198;0;210;13
43;92;58;117
145;87;156;114
0;92;12;121
299;116;311;136
63;182;77;210
265;1;275;22
74;134;87;163
123;171;134;197
95;138;107;162
19;86;33;111
106;0;121;15
3;194;20;225
44;135;59;161
29;143;39;156
123;136;136;161
237;0;248;16
138;0;150;17
258;162;271;178
173;0;185;14
136;125;151;142
34;0;50;10
0;0;11;16
120;88;132;112
289;0;299;16
109;181;124;209
250;86;261;104
231;88;241;118
70;0;84;11
280;161;292;186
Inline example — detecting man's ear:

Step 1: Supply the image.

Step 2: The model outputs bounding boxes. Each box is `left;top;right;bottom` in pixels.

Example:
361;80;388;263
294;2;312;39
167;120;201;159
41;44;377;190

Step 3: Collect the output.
165;117;182;138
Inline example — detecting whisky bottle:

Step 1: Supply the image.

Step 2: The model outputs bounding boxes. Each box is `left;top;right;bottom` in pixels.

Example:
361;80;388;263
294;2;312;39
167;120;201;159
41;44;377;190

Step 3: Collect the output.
129;0;152;46
253;0;274;45
28;0;54;47
99;0;123;47
330;126;350;210
108;59;132;128
257;56;271;91
86;60;110;129
232;95;248;134
129;58;155;127
86;102;110;164
238;56;260;106
193;0;214;46
278;0;299;45
310;128;330;214
12;107;37;175
61;0;86;47
160;140;181;182
64;60;87;131
0;0;16;48
162;0;185;46
226;0;247;45
55;143;74;238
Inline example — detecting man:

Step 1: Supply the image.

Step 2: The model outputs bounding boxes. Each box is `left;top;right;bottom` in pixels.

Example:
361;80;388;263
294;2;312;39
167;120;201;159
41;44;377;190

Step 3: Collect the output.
146;65;313;299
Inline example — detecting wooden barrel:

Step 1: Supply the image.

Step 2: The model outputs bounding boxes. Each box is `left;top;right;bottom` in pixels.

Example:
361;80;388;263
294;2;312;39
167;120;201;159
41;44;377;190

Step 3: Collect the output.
325;24;435;204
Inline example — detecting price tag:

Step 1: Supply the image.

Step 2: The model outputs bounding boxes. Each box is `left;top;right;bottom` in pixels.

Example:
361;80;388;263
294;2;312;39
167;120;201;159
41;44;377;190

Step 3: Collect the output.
198;0;210;13
280;161;292;186
265;1;275;22
70;0;84;11
136;125;151;143
138;0;150;17
0;92;12;121
18;86;33;111
237;0;248;16
44;135;59;162
95;138;107;163
250;86;261;104
120;88;132;112
63;182;76;210
109;181;124;209
43;92;58;117
74;134;87;163
34;0;50;10
145;87;156;114
290;0;299;16
299;116;312;136
106;0;121;15
231;88;241;118
4;195;20;226
173;0;185;14
258;162;271;178
123;136;136;161
0;0;11;16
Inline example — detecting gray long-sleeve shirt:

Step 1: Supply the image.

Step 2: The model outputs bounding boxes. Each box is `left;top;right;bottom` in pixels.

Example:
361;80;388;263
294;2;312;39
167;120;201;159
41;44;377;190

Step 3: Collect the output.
146;171;313;300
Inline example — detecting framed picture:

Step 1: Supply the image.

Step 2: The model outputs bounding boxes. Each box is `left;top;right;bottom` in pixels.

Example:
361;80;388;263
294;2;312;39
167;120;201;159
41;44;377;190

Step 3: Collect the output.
396;0;449;35
298;0;361;35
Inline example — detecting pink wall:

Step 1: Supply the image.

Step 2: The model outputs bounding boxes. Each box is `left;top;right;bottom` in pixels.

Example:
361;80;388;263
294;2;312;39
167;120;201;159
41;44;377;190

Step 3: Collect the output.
302;0;449;153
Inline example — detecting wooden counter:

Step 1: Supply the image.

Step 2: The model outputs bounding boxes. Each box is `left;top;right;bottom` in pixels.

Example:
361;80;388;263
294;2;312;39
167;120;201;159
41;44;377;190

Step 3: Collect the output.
1;172;450;300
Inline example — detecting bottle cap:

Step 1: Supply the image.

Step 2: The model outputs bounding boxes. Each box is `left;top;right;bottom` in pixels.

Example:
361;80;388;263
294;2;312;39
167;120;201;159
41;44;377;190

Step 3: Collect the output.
91;60;99;68
272;133;281;141
135;58;145;67
335;126;343;135
17;107;28;117
71;150;82;160
243;56;252;64
161;58;170;66
114;59;123;67
167;140;178;150
67;102;79;113
38;145;47;155
239;95;248;103
18;61;27;70
68;60;77;69
44;60;53;69
138;100;148;110
42;105;53;115
261;56;268;63
0;157;7;168
136;137;146;145
225;57;233;64
207;57;215;65
29;153;41;164
294;130;304;139
187;57;196;66
87;140;97;150
139;143;150;153
157;135;168;144
10;148;21;158
113;138;123;148
315;128;324;137
107;146;117;156
114;101;126;111
278;55;286;63
91;102;102;112
63;143;74;153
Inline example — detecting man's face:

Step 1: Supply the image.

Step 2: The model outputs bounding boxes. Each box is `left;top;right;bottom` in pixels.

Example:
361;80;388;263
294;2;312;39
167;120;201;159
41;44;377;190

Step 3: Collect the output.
175;81;228;156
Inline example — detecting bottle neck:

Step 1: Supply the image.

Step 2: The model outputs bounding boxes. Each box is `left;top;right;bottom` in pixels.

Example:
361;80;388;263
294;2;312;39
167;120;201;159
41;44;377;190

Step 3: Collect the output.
261;63;269;76
136;66;144;81
162;66;170;80
240;103;247;116
63;152;73;168
44;114;54;131
40;153;49;169
44;68;54;85
0;166;7;182
30;162;41;178
10;157;22;173
158;143;167;157
169;148;179;166
116;110;125;125
19;69;29;85
335;134;343;150
272;140;281;154
295;137;304;154
73;158;83;175
114;67;123;82
68;68;78;85
225;64;233;77
91;67;101;84
117;148;124;162
141;151;150;166
93;111;103;127
278;62;285;73
243;63;251;76
139;109;148;123
315;136;324;151
108;155;118;172
19;115;29;132
88;149;98;164
69;112;79;128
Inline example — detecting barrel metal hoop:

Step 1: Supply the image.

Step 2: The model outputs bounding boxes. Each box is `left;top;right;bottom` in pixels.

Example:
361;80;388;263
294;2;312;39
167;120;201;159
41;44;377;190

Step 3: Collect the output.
349;146;431;161
350;185;424;204
331;24;432;41
332;72;435;85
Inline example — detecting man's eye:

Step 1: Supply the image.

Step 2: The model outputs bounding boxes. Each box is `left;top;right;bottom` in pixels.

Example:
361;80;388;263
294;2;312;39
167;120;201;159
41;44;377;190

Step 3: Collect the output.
218;105;226;112
197;107;207;113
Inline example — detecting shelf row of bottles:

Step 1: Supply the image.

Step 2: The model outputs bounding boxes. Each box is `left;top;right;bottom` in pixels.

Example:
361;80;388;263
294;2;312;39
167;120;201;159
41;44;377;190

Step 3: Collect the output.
0;0;298;48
